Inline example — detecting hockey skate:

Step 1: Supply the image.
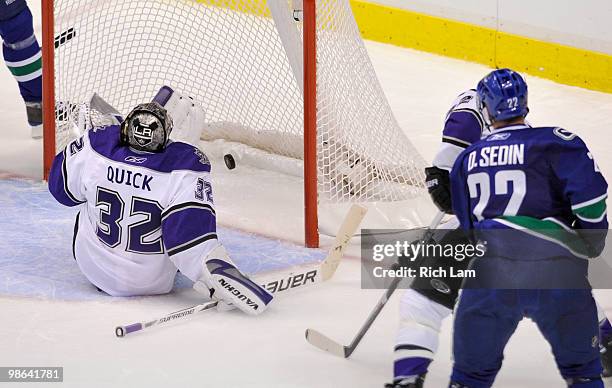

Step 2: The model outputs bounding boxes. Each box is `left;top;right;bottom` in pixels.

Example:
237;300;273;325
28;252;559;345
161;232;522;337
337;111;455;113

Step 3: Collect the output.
384;374;426;388
26;101;42;139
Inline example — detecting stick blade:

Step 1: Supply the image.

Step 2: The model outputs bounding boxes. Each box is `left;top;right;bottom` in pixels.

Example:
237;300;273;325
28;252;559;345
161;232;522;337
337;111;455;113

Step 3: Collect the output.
305;329;348;358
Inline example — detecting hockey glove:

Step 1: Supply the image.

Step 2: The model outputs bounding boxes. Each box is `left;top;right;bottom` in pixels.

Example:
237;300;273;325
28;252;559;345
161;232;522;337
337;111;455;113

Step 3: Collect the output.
425;166;453;214
194;244;274;315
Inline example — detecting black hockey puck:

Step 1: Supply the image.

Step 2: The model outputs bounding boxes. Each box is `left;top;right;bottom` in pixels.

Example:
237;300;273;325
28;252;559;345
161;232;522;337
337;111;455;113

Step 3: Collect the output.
224;154;236;170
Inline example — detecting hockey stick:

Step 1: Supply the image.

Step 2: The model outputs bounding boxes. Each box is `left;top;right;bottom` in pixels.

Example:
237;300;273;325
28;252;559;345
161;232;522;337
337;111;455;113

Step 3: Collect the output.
304;211;445;358
115;204;368;337
115;300;219;337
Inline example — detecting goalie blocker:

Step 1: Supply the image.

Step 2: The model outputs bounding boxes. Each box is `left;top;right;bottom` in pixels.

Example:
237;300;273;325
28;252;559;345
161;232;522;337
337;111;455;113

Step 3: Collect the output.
194;245;273;315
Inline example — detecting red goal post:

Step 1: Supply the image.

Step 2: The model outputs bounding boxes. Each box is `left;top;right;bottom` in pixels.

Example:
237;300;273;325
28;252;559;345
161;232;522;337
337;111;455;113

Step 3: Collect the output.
41;0;55;182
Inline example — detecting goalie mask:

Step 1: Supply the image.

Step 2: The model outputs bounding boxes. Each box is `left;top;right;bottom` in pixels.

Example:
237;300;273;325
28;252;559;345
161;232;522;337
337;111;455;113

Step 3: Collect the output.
120;102;173;153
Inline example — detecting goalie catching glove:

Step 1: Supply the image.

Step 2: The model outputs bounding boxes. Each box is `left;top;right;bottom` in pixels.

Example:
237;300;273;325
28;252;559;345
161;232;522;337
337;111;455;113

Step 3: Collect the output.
193;245;274;315
152;85;206;147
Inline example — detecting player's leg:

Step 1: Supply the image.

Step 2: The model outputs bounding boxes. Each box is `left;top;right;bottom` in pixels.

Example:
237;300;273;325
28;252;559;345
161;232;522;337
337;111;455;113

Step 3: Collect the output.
387;226;474;387
449;289;523;388
388;289;451;387
532;289;603;388
0;0;43;137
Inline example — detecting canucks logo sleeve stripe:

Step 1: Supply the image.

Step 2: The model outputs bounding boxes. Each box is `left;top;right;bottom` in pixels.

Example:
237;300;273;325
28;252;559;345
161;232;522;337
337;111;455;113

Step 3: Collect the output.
574;201;607;223
571;194;607;223
571;194;607;210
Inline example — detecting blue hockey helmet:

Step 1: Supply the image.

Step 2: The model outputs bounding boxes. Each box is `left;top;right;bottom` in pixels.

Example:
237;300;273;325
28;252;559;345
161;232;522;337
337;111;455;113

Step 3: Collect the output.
477;68;528;122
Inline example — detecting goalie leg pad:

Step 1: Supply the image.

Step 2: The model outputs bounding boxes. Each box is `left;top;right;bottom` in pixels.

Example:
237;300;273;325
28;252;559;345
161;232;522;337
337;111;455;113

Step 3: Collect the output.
196;245;273;315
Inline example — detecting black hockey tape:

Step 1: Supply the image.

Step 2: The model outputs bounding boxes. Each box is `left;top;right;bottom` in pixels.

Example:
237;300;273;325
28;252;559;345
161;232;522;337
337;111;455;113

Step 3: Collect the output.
224;154;236;170
54;27;76;49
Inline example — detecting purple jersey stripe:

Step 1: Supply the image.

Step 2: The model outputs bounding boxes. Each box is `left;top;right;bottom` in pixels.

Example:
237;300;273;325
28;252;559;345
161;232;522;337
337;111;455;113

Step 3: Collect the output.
162;206;216;252
443;110;483;146
48;150;84;207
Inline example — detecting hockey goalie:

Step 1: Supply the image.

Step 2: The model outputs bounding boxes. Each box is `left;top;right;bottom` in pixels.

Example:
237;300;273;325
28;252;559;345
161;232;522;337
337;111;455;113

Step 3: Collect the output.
47;86;273;315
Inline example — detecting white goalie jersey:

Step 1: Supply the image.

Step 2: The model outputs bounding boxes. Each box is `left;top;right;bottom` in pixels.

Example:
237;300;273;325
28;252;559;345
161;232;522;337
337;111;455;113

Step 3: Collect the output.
48;125;217;296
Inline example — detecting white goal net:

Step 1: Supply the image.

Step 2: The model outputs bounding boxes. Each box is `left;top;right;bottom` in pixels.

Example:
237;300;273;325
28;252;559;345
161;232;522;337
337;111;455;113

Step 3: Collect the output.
49;0;434;240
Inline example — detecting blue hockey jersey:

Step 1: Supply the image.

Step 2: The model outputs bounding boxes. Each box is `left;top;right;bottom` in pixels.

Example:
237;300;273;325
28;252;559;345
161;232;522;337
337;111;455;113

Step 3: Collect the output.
48;126;216;296
450;124;608;259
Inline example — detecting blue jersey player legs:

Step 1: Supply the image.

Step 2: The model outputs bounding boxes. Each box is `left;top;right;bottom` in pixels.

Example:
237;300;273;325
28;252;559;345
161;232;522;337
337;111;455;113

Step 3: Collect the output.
448;69;607;387
0;0;42;137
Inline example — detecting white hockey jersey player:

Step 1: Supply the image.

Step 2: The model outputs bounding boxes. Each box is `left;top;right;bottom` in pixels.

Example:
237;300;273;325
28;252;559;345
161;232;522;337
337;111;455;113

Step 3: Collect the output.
432;89;490;171
48;98;272;315
424;89;491;214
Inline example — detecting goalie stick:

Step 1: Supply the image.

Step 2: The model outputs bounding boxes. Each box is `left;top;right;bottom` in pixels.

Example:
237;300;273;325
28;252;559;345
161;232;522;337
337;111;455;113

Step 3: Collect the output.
115;204;368;337
304;211;445;358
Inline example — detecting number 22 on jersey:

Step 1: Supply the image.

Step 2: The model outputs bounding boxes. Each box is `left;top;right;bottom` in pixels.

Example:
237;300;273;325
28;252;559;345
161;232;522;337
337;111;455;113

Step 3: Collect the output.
467;170;526;221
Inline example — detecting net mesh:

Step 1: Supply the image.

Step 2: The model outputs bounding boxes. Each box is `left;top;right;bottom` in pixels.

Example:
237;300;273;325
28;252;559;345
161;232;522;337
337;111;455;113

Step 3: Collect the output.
52;0;427;205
